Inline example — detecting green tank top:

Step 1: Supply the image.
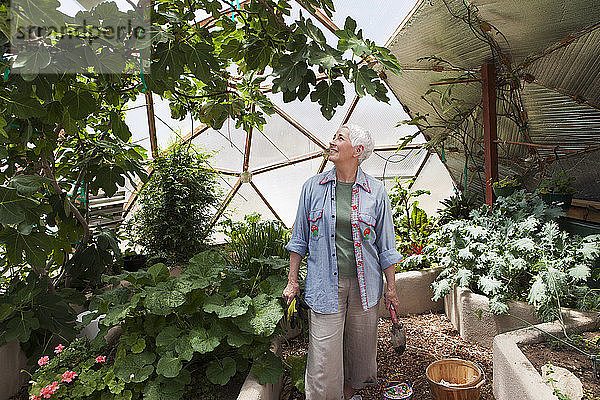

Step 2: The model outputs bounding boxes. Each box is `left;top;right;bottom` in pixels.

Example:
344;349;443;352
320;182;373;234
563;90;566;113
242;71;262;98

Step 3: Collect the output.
335;181;357;279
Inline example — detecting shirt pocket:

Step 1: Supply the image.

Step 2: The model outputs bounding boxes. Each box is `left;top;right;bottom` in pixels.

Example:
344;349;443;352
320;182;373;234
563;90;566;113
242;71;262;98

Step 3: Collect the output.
358;212;377;242
308;209;324;241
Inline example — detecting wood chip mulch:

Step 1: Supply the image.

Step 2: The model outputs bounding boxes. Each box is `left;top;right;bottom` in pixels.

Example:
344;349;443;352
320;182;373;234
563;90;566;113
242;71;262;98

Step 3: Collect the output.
280;312;495;400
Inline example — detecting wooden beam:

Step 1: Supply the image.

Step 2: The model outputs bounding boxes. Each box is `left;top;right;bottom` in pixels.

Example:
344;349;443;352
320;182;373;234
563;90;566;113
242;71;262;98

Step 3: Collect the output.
252;151;325;175
209;177;242;228
250;181;286;228
243;123;253;172
481;63;498;207
145;92;158;158
272;104;327;149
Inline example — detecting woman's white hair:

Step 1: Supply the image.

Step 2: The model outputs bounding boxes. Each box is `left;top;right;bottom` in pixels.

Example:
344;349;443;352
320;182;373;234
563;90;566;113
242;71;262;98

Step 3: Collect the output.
343;124;374;164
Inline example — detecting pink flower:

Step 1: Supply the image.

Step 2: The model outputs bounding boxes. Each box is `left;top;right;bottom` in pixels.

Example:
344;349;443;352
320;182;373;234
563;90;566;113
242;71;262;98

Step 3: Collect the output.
54;344;65;354
30;395;41;400
60;370;78;383
95;355;106;364
39;381;59;398
37;356;49;367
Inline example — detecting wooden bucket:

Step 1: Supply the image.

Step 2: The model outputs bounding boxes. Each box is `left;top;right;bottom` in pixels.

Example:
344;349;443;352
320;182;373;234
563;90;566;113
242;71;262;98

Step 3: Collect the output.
425;359;485;400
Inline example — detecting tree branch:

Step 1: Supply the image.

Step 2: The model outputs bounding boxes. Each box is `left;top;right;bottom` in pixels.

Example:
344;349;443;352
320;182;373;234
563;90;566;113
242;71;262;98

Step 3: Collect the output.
40;153;91;250
255;0;293;33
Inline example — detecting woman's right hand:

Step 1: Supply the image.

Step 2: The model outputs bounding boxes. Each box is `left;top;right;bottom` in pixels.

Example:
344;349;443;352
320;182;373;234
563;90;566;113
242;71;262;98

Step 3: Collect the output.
282;280;300;305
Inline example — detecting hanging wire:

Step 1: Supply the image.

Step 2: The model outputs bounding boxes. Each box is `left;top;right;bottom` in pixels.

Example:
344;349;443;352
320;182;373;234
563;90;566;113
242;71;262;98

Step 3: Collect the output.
379;149;421;190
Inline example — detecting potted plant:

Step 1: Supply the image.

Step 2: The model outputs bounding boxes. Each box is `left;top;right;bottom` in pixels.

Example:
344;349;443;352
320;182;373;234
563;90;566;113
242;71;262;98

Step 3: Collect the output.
539;171;576;211
492;176;521;198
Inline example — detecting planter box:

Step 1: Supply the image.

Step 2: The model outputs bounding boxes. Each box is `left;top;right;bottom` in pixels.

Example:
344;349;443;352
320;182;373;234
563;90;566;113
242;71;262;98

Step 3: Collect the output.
379;267;444;318
493;309;599;400
0;339;28;400
444;286;540;348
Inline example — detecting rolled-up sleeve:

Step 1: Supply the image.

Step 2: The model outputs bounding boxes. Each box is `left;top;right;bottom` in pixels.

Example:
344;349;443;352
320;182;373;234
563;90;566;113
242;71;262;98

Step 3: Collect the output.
374;187;402;270
285;181;310;257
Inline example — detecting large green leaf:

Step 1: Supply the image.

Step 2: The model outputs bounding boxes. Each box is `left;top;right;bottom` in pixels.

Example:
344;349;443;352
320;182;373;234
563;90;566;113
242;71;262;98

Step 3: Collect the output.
115;351;156;383
145;280;187;315
250;351;283;385
203;294;251;318
189;327;220;354
0;228;52;267
206;357;236;385
310;80;345;120
7;175;50;196
0;186;38;225
185;42;219;83
110;111;131;141
7;96;45;119
0;310;40;343
90;165;125;197
155;325;182;351
156;353;182;378
180;251;225;290
244;37;272;71
62;90;96;120
272;55;308;94
234;294;283;336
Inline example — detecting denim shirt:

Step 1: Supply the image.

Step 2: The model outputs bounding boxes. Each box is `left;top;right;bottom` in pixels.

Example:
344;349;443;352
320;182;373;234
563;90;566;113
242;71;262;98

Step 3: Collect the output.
285;167;402;314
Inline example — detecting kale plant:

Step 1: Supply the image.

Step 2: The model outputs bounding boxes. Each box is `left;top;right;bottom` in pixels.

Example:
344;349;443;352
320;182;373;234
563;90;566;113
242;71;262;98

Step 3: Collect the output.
413;190;600;321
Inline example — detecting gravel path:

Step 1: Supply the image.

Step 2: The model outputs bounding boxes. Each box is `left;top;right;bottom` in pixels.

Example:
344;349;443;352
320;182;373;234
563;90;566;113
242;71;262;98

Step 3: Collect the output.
281;312;495;400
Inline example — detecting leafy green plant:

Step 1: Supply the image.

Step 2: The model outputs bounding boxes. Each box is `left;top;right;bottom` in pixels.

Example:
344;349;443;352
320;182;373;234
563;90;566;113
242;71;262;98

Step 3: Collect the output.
70;251;285;399
389;179;434;267
418;190;600;321
126;144;222;266
437;190;477;225
221;214;291;292
540;171;577;194
0;274;84;359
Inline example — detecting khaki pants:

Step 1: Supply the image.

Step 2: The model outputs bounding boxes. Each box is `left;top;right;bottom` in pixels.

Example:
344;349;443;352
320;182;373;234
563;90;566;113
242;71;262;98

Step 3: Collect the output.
305;278;379;400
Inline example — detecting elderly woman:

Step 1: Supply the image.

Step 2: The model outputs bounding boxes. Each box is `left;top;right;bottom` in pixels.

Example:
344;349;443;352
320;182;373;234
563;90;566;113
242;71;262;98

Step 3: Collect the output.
283;124;402;400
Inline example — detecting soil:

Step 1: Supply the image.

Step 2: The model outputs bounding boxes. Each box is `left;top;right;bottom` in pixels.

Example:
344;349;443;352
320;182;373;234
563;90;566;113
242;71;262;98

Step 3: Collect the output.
280;312;495;400
519;330;600;400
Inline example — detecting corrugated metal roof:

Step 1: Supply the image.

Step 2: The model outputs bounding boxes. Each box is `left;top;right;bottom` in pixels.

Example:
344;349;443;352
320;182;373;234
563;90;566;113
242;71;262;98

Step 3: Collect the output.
385;0;600;200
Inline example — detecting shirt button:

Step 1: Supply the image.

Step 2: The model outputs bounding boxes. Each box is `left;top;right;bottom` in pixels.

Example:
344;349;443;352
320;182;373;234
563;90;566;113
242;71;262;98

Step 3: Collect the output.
331;234;334;237
332;215;335;218
332;253;335;257
333;272;337;275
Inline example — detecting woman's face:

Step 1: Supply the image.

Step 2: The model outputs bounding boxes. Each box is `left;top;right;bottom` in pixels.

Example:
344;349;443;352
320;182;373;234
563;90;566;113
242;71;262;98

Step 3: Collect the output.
328;127;356;165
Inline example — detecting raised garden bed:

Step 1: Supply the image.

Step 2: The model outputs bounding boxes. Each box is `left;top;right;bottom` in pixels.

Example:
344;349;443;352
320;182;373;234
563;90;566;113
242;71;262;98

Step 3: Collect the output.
493;309;599;400
444;286;540;348
378;267;444;318
0;340;28;399
519;330;600;400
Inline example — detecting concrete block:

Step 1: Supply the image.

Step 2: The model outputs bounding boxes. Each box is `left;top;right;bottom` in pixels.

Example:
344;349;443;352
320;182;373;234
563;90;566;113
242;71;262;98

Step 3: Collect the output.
379;267;443;317
444;286;539;347
493;309;599;400
0;339;28;400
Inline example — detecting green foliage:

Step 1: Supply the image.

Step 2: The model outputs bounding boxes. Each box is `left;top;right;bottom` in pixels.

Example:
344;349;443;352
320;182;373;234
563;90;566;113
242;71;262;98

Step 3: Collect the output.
221;213;290;296
0;274;84;359
125;144;221;266
63;249;286;399
540;171;577;194
389;179;434;269
437;190;477;225
421;190;600;321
